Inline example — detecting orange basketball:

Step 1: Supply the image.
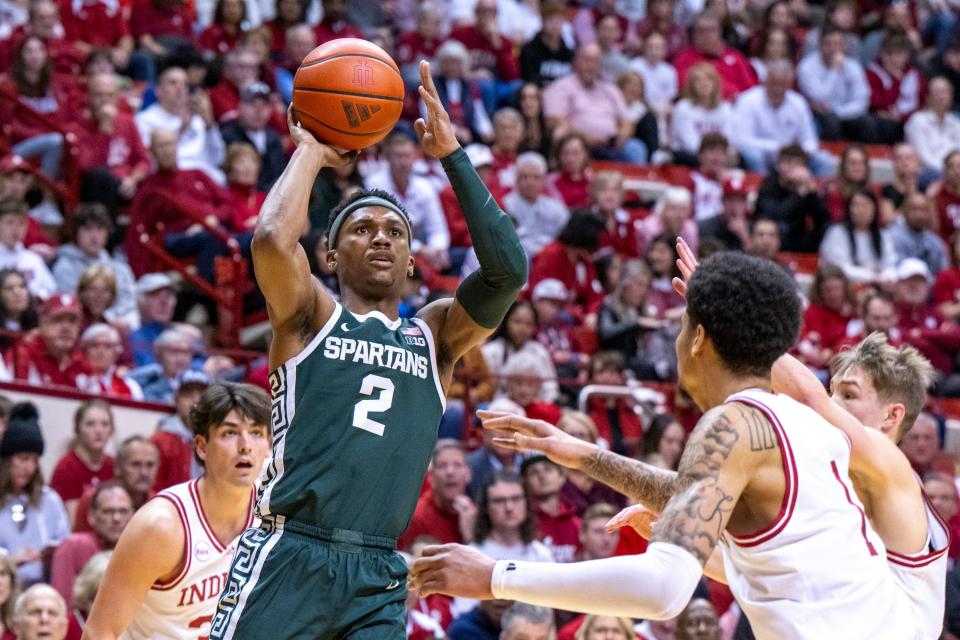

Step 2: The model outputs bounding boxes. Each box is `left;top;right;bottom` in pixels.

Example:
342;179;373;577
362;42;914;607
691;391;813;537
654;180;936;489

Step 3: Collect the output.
292;38;404;151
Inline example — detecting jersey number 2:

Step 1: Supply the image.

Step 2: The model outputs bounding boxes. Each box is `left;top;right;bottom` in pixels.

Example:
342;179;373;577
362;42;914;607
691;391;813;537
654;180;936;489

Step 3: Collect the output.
352;374;395;436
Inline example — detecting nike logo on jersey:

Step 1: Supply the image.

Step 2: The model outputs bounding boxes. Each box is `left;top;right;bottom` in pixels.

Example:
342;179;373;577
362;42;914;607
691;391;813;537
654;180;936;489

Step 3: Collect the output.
386;579;401;590
341;323;350;332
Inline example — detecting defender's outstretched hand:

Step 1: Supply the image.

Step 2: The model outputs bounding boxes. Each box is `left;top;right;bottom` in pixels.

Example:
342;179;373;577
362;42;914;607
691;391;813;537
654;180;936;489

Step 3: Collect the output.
671;236;698;299
414;60;461;159
409;544;496;599
478;410;595;470
286;105;356;170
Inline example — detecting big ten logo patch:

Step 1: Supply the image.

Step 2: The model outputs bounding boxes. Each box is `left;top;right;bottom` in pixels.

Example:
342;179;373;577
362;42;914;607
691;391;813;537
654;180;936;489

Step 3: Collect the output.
401;325;426;347
194;540;213;563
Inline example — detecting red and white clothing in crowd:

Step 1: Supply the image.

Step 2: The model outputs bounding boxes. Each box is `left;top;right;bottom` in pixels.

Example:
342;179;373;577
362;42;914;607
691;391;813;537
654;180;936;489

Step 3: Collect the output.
689;170;724;221
71;111;150;180
128;0;192;43
395;32;442;72
546;170;592;210
866;63;926;121
407;595;452;639
59;0;129;49
673;46;758;101
197;24;241;56
597;208;645;258
226;182;267;232
934;184;960;244
587;397;644;458
895;301;960;374
397;494;465;552
50;450;114;506
798;302;854;359
934;266;960;311
533;499;581;563
314;17;364;45
449;26;521;81
77;368;143;400
50;531;105;609
13;333;90;388
529;241;604;320
0;243;57;298
491;149;518;192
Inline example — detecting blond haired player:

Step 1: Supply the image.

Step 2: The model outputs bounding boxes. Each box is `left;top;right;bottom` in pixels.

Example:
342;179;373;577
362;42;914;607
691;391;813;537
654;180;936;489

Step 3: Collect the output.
81;383;272;640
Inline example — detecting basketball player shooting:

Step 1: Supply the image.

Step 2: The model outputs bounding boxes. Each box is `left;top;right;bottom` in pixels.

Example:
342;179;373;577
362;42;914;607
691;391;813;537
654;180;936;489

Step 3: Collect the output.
410;247;920;638
208;60;526;639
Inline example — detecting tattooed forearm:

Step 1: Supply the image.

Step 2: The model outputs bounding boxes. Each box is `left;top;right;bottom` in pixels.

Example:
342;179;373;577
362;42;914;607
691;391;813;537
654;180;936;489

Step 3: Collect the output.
650;410;742;565
581;449;679;512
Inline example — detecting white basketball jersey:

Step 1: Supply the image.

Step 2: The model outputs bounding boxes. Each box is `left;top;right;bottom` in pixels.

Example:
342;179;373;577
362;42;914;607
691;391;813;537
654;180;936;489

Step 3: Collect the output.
886;478;951;640
120;479;255;640
719;389;918;640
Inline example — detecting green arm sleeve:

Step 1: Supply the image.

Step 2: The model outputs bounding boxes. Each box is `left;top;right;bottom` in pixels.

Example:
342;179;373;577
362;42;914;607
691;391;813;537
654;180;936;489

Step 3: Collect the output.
441;147;528;329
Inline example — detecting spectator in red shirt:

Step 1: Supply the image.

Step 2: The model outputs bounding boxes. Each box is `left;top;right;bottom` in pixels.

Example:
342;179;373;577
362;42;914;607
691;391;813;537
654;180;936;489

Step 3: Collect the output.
396;2;444;86
13;294;90;388
441;144;505;253
314;0;364;45
49;400;115;522
934;231;960;322
673;12;757;101
198;0;247;56
451;0;522;114
398;440;477;551
1;35;73;180
521;454;581;562
58;0;133;74
822;143;876;223
78;323;142;400
923;472;960;559
502;351;563;425
73;435;158;532
129;0;193;79
838;291;901;349
1;0;85;74
126;129;234;281
634;0;687;59
208;47;262;124
529;212;606;325
796;264;855;372
221;142;267;234
546;133;593;210
50;481;131;609
892;258;960;395
585;351;644;456
866;33;925;136
265;0;307;58
72;73;150;215
929;149;960;245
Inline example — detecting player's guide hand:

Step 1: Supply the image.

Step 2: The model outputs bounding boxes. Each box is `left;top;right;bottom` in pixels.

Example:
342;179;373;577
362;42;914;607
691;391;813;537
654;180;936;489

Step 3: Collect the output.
414;60;461;160
478;410;595;470
409;543;496;599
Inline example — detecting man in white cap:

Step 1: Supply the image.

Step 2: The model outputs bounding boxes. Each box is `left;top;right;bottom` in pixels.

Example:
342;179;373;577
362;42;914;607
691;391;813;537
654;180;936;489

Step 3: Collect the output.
893;257;960;395
129;273;177;367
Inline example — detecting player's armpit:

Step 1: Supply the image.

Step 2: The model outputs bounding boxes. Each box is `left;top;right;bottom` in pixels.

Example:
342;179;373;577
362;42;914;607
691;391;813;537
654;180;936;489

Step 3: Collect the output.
81;499;186;640
417;297;495;385
650;404;760;566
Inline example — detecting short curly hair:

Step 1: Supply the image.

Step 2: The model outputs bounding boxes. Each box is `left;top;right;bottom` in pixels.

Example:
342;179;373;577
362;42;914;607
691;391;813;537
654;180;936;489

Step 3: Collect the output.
686;252;800;377
325;188;411;245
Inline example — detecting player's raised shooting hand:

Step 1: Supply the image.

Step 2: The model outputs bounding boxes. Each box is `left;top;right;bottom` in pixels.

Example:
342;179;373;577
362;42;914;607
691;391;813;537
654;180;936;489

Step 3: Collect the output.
287;104;356;170
409;544;496;599
672;236;698;299
478;410;595;470
415;60;461;159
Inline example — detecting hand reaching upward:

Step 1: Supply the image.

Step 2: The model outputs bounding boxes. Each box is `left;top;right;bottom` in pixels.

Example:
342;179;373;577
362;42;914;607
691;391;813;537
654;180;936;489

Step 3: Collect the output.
414;60;461;159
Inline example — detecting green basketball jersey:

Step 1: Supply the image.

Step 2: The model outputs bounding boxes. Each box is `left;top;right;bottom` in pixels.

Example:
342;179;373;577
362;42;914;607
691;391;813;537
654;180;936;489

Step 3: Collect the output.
257;303;445;539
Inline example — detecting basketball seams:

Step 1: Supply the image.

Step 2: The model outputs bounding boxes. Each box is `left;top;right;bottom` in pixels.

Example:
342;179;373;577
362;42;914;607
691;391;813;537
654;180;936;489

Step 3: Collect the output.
298;52;401;74
291;87;404;102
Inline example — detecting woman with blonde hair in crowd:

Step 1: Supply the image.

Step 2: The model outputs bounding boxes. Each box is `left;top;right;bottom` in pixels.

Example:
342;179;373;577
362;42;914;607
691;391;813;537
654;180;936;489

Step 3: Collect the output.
575;614;637;639
49;400;115;521
71;550;112;630
557;411;626;516
670;63;734;166
0;554;18;639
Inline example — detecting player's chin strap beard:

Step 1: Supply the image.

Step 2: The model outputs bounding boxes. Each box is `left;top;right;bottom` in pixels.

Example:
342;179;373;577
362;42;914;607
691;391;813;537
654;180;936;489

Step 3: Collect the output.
326;196;414;249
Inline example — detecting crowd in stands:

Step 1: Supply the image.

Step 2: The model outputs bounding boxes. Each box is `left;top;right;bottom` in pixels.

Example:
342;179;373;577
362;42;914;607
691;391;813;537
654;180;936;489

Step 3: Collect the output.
2;0;960;636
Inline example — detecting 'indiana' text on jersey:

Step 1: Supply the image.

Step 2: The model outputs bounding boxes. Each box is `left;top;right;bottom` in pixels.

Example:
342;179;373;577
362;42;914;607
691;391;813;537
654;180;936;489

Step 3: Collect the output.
257;303;445;538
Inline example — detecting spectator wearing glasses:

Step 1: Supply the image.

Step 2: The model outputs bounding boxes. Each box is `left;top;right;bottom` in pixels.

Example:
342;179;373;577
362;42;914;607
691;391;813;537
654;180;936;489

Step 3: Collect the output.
78;324;143;400
473;470;554;564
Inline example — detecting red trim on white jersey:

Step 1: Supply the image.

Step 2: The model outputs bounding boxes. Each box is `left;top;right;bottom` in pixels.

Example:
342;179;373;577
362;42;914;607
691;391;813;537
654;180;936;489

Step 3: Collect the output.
830;460;878;556
728;397;799;547
887;478;951;568
188;479;226;553
151;494;193;591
